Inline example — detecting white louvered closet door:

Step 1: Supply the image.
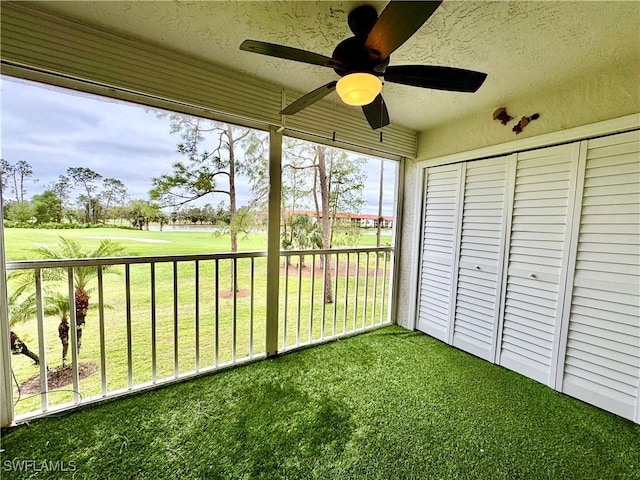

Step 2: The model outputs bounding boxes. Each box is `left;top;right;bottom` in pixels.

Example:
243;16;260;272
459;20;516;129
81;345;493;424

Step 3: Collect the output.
417;164;463;342
559;130;640;422
452;156;512;361
498;143;579;386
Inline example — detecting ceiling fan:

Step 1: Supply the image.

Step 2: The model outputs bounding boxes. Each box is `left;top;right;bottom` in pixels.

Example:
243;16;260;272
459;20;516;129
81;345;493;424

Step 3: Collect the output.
239;1;487;130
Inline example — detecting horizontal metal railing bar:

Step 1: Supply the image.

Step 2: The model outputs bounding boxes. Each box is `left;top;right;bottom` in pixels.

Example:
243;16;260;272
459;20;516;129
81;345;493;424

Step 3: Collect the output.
5;250;269;270
280;246;392;256
5;246;393;270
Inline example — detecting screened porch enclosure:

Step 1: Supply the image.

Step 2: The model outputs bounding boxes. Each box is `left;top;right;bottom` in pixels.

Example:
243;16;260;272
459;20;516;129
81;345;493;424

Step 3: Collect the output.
1;0;639;431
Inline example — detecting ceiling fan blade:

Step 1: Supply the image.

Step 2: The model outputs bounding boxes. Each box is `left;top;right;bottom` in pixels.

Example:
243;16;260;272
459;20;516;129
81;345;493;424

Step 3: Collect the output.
365;1;442;60
362;94;390;130
384;65;487;92
280;81;338;115
240;40;343;69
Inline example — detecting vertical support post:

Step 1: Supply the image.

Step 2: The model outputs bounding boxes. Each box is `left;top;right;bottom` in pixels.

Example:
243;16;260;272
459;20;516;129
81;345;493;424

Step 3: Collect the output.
266;125;282;357
390;158;404;327
0;185;14;426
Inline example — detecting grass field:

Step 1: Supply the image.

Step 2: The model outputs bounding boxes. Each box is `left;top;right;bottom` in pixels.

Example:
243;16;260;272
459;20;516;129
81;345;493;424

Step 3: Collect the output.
2;326;638;480
4;227;393;417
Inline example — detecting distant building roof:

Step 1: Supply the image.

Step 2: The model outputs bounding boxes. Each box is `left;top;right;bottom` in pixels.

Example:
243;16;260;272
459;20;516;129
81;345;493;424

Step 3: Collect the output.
260;210;393;222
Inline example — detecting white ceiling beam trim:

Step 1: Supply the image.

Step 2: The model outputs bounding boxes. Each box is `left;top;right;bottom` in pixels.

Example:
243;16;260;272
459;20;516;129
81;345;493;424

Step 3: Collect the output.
0;2;417;158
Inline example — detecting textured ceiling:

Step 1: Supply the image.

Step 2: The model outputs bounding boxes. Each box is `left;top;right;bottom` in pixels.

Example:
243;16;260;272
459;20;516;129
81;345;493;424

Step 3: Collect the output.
29;1;640;132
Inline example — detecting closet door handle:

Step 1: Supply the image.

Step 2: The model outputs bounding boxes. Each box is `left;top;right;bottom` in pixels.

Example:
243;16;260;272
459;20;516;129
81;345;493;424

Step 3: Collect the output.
475;265;481;270
529;273;537;279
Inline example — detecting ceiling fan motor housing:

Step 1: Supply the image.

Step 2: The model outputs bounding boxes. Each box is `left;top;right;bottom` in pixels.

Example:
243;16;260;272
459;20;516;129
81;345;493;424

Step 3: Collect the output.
333;4;389;76
332;37;389;76
347;5;379;37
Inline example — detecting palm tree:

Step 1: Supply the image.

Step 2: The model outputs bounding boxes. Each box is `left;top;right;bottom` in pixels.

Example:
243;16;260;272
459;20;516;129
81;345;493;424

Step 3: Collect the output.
30;237;126;353
7;292;40;365
290;214;322;268
9;236;126;362
45;292;71;366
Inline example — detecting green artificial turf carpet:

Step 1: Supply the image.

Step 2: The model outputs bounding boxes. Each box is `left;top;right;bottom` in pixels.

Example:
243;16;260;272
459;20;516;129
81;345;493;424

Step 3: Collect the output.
1;326;639;479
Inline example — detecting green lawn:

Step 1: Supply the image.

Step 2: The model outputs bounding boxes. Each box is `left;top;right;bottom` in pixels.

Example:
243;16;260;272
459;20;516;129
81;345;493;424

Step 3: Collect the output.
3;227;390;261
1;326;638;480
4;228;392;417
3;227;271;260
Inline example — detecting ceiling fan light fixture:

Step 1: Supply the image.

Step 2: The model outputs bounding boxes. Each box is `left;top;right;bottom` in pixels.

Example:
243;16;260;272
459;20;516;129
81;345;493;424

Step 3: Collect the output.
336;72;382;106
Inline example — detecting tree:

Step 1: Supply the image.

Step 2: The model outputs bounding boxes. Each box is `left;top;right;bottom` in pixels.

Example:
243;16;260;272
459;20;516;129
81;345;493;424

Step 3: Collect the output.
150;115;266;288
128;199;163;230
325;149;367;246
201;204;216;224
42;292;108;366
32;190;62;223
28;237;126;353
50;175;73;222
215;201;231;225
229;206;255;239
2;160;35;203
376;160;385;248
68;167;102;223
276;140;368;303
100;177;128;223
289;214;322;267
1;159;10;200
4;200;34;223
316;145;333;303
332;219;362;247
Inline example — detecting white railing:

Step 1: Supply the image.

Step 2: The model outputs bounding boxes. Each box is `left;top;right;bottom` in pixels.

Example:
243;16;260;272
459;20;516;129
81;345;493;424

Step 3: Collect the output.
279;247;393;351
5;246;393;422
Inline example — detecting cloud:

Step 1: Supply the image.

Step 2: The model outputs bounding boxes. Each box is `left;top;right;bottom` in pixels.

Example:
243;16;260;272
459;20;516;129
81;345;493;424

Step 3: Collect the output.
2;77;397;215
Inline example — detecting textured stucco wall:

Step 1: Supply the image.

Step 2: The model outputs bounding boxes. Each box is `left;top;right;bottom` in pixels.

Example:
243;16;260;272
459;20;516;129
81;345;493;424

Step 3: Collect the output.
417;61;639;160
395;61;640;329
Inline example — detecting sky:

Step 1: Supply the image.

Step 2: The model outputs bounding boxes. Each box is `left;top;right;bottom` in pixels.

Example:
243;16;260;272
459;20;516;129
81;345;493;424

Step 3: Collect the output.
1;76;397;216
